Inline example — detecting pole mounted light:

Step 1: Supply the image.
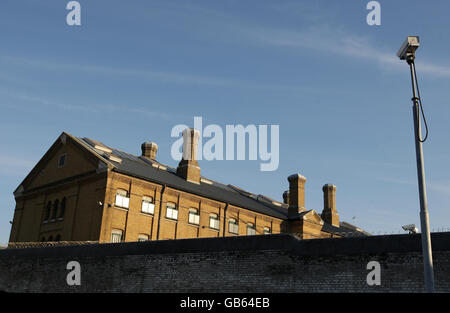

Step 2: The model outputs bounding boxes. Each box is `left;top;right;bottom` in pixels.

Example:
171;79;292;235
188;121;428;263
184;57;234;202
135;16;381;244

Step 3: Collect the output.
397;36;435;293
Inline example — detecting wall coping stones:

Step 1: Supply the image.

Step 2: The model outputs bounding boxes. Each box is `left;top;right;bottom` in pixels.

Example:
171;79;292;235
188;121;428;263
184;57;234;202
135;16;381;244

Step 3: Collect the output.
1;232;449;259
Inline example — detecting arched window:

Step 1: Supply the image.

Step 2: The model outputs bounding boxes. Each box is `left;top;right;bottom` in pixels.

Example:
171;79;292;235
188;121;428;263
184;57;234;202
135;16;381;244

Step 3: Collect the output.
188;208;200;225
111;229;123;243
141;196;154;214
209;213;220;230
57;153;66;167
59;197;66;219
44;201;52;221
41;236;46;242
51;199;59;220
115;189;130;208
246;223;256;235
55;234;61;242
48;235;53;242
165;202;178;220
138;234;149;242
228;218;239;234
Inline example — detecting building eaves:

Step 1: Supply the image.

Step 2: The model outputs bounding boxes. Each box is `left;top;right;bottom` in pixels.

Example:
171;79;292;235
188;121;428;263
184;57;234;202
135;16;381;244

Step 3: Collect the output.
110;156;288;220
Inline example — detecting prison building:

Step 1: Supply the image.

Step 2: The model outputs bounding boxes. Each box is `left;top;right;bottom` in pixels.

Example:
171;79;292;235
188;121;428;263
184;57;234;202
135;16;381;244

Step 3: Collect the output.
9;131;367;244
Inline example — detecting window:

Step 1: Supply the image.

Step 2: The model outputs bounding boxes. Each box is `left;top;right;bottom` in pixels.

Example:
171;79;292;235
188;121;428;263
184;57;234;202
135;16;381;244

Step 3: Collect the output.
166;202;178;220
209;214;220;230
138;234;149;242
48;235;53;242
51;199;59;220
247;223;256;235
115;189;130;208
263;227;271;235
188;209;200;225
59;197;66;219
44;201;52;222
141;196;154;214
228;218;239;234
55;234;61;242
111;230;123;243
58;154;66;168
41;237;46;242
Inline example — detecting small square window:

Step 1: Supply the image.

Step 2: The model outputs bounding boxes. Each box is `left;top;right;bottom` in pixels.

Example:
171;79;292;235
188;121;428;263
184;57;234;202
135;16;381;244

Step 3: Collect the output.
58;154;66;168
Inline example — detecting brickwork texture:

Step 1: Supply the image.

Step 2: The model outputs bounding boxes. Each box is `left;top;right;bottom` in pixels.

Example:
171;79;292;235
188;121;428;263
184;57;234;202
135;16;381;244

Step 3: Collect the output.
0;233;449;293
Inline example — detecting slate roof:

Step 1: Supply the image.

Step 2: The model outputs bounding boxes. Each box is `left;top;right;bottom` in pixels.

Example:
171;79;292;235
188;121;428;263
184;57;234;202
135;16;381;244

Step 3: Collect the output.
78;136;368;237
80;137;289;220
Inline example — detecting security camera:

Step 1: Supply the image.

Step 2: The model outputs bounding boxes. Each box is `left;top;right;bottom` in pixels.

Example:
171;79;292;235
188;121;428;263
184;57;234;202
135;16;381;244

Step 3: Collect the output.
402;224;418;234
397;36;420;60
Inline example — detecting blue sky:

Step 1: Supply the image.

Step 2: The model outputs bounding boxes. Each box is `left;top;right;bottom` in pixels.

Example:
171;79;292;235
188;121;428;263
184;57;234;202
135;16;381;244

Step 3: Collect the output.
1;0;449;244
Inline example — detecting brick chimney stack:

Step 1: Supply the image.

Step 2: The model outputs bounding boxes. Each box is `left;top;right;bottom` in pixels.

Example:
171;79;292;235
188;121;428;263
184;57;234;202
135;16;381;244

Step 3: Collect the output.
141;141;158;160
282;190;289;204
177;128;201;184
287;173;306;216
321;184;339;227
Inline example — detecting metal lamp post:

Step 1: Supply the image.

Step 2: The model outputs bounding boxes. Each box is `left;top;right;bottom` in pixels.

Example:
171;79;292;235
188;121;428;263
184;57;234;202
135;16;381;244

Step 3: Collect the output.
397;36;435;293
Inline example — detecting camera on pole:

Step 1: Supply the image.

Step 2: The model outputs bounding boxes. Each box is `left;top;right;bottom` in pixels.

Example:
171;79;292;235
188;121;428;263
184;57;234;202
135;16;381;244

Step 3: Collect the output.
397;35;435;293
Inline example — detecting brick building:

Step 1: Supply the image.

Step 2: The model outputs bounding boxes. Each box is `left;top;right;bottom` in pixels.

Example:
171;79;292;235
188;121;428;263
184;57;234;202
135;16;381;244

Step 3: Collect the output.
9;130;367;244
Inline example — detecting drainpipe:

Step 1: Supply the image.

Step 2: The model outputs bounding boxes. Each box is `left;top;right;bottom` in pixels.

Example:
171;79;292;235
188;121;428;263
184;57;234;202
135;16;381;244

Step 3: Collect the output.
156;185;166;240
222;203;229;237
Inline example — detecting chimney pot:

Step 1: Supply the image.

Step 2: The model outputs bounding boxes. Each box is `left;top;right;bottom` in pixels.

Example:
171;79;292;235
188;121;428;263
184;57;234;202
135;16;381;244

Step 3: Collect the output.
182;128;200;161
287;173;307;216
321;184;339;226
177;128;201;184
141;141;158;160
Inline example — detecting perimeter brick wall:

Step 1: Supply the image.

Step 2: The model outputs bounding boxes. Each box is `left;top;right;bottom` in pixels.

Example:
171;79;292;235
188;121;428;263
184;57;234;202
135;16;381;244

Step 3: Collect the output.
0;233;449;292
